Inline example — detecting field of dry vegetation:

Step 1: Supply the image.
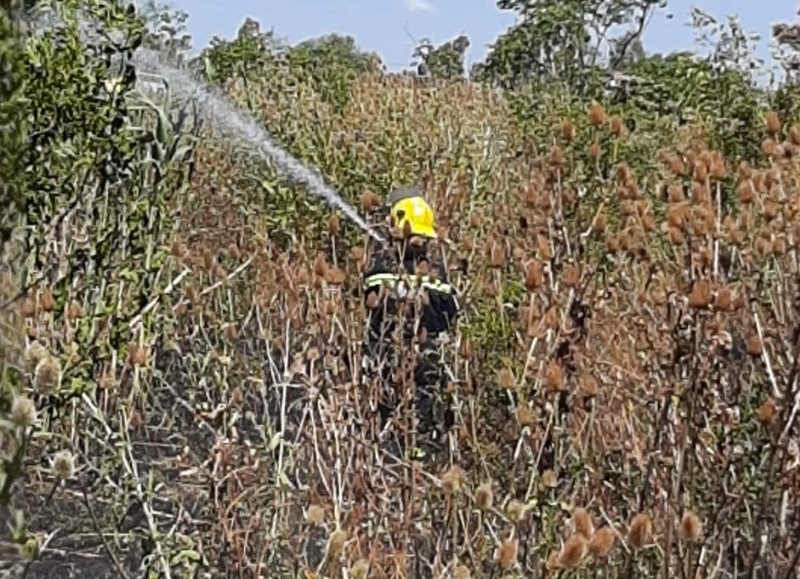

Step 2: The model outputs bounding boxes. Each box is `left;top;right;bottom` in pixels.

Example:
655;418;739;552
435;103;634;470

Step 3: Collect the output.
3;2;800;578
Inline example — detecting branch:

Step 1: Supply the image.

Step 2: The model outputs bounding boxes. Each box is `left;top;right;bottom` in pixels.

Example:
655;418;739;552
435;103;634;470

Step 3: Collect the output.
609;1;659;71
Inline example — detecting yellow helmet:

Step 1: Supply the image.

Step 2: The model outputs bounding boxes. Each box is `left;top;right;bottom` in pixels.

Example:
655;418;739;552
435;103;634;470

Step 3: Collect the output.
390;195;437;239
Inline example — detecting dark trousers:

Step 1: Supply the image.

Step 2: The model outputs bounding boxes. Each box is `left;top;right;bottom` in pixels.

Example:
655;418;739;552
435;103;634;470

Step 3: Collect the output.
364;338;454;443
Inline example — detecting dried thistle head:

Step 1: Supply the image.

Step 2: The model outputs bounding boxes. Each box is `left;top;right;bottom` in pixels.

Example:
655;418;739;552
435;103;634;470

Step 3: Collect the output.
516;404;535;428
610;115;623;136
572;507;594;540
678;510;703;542
33;354;62;396
498;367;515;390
589;526;616;558
496;535;518;569
505;499;529;523
541;469;558;489
306;504;325;525
688;279;712;309
756;398;777;426
475;481;494;511
361;190;381;213
440;464;466;494
588;102;605;127
561;120;575;141
524;260;543;291
24;341;47;374
327;528;348;557
40;289;54;313
628;513;653;549
549;145;565;166
745;334;763;357
10;395;36;428
545;360;565;391
589;140;601;161
764;110;781;134
558;534;587;569
51;449;75;479
350;558;369;579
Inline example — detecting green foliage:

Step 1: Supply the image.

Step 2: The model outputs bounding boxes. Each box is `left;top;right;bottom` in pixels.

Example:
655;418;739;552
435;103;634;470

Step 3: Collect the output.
1;0;204;573
138;0;192;64
0;0;27;248
413;34;470;80
194;17;280;87
475;0;663;91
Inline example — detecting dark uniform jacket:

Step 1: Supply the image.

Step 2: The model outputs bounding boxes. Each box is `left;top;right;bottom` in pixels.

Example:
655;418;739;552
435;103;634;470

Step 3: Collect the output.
362;242;459;357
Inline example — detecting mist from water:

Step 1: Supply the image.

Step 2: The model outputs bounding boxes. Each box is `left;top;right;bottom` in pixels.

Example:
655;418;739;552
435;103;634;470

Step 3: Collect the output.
132;49;384;243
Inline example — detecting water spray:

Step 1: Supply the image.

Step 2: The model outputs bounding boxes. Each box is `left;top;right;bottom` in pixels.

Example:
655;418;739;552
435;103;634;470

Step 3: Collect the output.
133;49;385;244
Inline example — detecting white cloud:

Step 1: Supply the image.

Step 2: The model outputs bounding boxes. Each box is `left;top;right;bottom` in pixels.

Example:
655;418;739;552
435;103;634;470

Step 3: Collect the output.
405;0;434;12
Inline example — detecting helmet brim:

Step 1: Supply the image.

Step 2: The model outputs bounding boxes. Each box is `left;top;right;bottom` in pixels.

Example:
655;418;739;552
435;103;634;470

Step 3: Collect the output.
408;225;437;239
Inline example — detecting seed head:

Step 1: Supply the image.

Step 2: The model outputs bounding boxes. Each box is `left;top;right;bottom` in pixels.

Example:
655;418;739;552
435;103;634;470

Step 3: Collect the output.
765;110;781;134
678;510;703;542
541;469;558;488
328;528;347;557
588;102;605;126
756;398;776;426
10;395;36;428
714;288;733;312
579;373;599;398
589;141;601;160
524;260;543;291
516;404;535;428
545;360;565;391
589;526;616;558
306;504;325;525
564;263;580;288
328;213;340;236
40;289;54;312
505;499;529;523
51;449;75;479
324;266;346;285
350;558;369;579
572;507;594;540
475;482;494;511
610;115;623;136
549;145;565;166
488;240;506;268
24;341;47;374
688;279;712;309
498;367;515;390
746;334;763;357
361;191;381;212
33;355;62;396
628;513;653;549
558;534;587;569
440;465;466;494
762;138;778;158
19;295;36;318
561;121;575;141
66;300;83;320
496;536;518;569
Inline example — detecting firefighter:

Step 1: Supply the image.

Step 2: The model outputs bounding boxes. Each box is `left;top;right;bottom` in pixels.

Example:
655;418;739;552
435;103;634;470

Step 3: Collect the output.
362;186;460;462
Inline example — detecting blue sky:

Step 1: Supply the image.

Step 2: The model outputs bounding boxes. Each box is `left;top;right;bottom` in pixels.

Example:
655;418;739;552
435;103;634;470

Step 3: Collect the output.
166;0;796;73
